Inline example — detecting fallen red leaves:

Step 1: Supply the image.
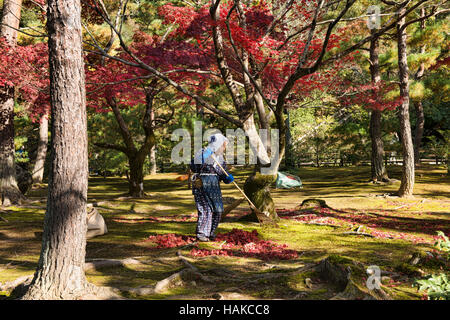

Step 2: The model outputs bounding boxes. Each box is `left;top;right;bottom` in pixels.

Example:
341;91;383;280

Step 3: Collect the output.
145;233;197;249
144;229;298;261
277;207;449;244
194;229;298;260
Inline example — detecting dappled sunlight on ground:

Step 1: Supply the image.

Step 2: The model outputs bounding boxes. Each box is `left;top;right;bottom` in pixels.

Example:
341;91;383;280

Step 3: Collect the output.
0;165;448;300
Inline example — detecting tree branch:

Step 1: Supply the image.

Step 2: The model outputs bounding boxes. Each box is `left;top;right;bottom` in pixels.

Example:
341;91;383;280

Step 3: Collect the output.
82;0;243;127
94;142;128;153
108;98;137;153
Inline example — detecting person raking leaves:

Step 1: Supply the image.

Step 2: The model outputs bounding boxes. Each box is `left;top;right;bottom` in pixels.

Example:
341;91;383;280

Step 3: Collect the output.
190;133;234;242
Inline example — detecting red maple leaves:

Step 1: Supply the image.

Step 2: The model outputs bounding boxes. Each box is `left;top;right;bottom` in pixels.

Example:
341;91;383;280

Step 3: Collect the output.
278;207;449;244
145;229;299;261
145;233;197;249
0;39;50;119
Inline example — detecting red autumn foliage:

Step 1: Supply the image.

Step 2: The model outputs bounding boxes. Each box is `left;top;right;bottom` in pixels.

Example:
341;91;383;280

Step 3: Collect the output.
144;229;298;260
0;38;50;120
155;1;354;102
145;233;197;249
339;81;404;111
194;229;299;260
277;207;449;244
215;228;260;245
190;248;234;257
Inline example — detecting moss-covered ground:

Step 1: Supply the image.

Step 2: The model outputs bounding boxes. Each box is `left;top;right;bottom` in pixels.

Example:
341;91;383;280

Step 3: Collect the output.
0;164;448;300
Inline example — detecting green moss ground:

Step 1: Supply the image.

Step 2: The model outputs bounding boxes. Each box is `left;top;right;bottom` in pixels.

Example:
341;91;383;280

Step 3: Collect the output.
0;164;448;300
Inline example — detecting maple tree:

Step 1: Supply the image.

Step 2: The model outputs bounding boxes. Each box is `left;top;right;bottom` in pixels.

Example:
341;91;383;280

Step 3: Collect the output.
83;0;433;221
85;30;201;196
0;37;50;184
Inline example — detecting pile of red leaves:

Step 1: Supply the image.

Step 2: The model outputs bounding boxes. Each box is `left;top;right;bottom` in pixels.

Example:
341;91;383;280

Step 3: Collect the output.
240;241;299;260
145;233;196;249
145;229;298;260
190;229;298;261
215;229;260;245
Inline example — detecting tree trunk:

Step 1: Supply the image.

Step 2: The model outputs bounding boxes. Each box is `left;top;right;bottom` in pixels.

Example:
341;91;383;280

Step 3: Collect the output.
128;155;145;197
22;0;92;299
370;110;389;181
369;33;389;182
149;106;157;175
0;0;22;43
396;8;415;198
241;114;279;222
413;101;424;165
413;9;426;166
242;172;278;222
149;145;157;175
32;114;49;184
0;0;23;206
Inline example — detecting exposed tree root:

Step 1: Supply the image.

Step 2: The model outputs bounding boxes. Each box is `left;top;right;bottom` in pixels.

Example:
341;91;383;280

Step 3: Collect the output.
307;222;340;228
122;250;214;297
342;231;375;238
20;280;122;300
0;275;33;293
84;258;143;271
342;226;375;237
316;256;392;300
1;187;26;207
3;253;394;300
297;198;346;213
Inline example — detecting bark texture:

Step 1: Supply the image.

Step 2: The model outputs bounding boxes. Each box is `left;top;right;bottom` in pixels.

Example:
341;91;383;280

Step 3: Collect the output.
396;8;415;197
32;115;49;184
0;0;23;206
22;0;92;299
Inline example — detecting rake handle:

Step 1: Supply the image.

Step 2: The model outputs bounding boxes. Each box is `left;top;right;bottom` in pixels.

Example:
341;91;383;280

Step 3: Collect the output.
210;154;258;210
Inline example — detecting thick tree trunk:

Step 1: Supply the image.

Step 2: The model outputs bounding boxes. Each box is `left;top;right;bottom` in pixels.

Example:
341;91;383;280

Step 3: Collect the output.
369;33;389;182
0;0;23;206
396;8;415;197
0;0;22;43
242;172;278;222
32;115;49;184
241;115;279;222
22;0;92;300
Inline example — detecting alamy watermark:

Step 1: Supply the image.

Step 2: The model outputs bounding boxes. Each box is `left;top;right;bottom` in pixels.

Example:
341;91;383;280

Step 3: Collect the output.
366;265;382;290
170;121;280;175
367;5;381;30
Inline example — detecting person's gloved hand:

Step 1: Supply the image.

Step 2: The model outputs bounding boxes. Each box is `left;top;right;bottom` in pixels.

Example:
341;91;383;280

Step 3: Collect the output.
224;174;234;184
202;147;213;161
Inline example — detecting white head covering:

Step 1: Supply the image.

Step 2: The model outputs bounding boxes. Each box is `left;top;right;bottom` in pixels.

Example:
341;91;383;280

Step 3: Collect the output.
207;133;229;153
193;133;228;165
